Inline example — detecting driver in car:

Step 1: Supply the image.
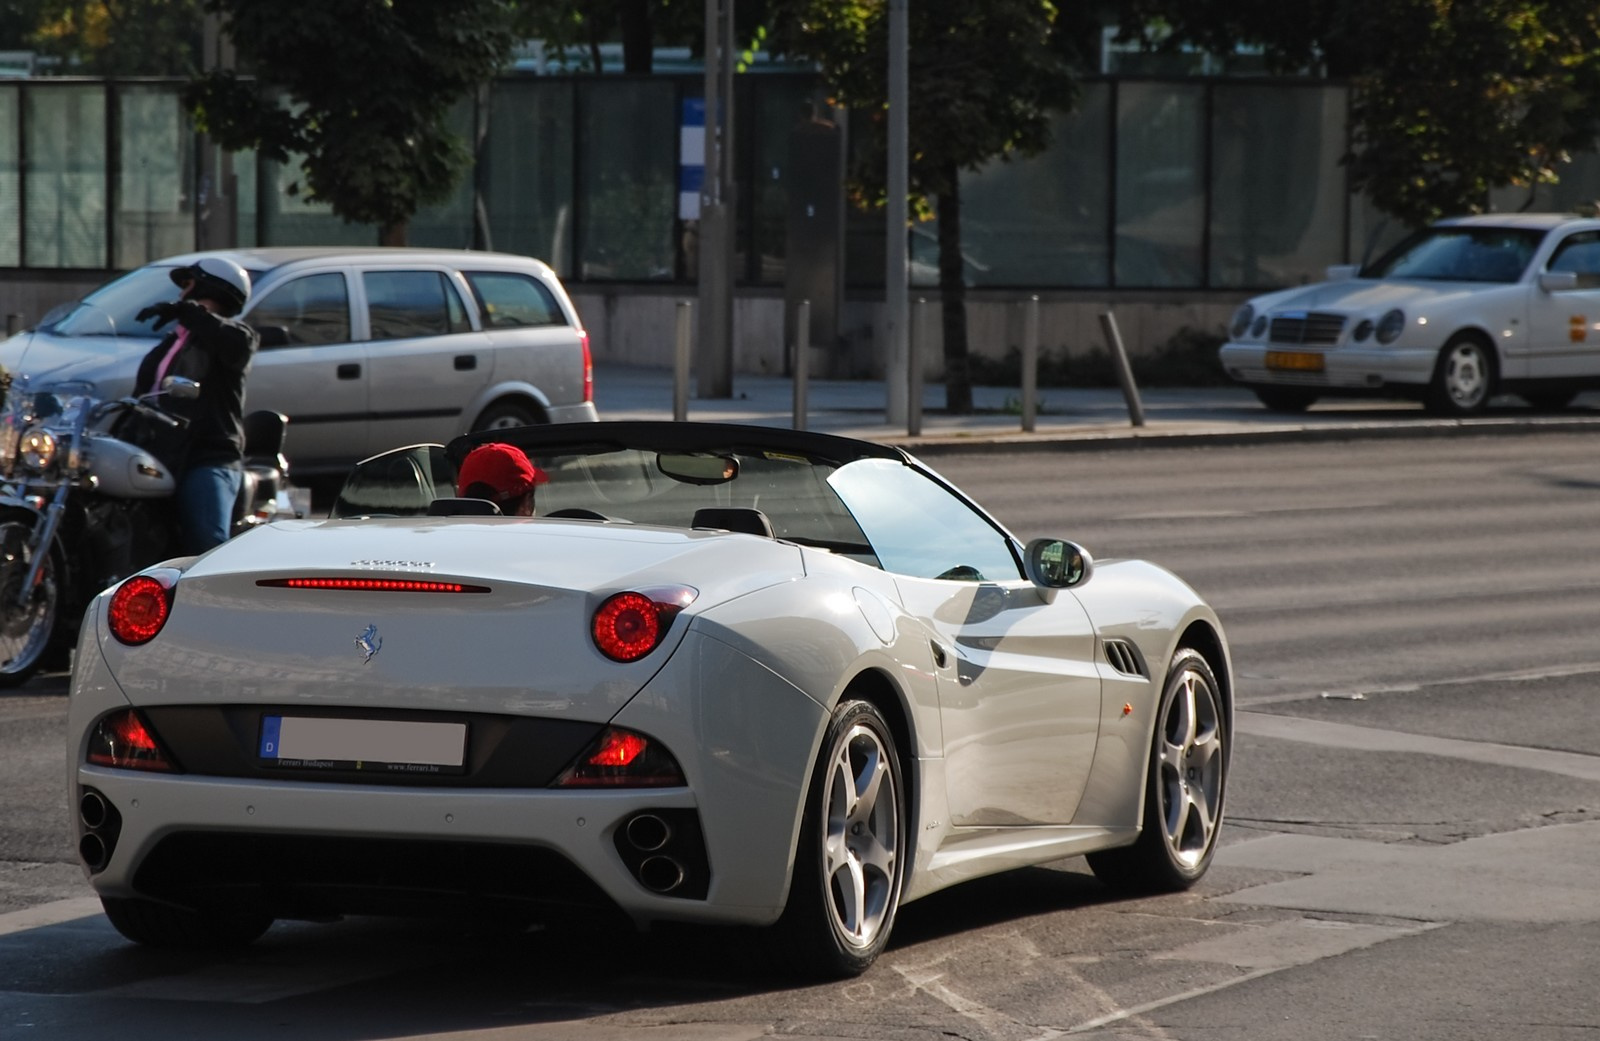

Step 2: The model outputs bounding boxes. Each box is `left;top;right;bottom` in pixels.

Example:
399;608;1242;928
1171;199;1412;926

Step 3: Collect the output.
132;258;259;554
456;442;548;517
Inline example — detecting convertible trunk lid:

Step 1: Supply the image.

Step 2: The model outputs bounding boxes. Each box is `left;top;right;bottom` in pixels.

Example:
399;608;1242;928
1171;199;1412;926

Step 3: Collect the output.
94;518;805;721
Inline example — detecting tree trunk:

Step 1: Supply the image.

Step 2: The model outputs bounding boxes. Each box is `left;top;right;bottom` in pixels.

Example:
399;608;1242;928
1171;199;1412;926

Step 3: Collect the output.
619;0;653;73
380;220;408;247
936;169;973;415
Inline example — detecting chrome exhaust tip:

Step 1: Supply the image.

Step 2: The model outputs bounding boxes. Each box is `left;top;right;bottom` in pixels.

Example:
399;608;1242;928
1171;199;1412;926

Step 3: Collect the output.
78;833;108;872
79;790;109;830
637;855;685;894
624;813;672;852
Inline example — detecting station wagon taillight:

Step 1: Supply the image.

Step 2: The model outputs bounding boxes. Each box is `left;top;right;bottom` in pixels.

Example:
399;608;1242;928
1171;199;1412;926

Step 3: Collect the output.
580;329;593;403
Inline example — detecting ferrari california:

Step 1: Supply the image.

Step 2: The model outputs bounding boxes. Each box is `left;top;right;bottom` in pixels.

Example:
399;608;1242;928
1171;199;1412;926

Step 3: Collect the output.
67;421;1232;978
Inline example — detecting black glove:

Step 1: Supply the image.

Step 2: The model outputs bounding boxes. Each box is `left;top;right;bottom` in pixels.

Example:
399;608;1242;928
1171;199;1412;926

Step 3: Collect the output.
135;300;182;329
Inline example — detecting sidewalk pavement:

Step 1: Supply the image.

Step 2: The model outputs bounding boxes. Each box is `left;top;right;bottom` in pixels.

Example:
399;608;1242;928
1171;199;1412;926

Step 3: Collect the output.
592;364;1600;454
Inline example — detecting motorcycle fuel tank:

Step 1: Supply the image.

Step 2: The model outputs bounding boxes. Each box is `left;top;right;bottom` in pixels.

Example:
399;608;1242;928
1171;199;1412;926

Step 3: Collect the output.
86;435;176;498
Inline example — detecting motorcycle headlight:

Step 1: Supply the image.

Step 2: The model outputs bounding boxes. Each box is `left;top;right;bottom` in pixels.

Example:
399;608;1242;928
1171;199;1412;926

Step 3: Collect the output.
20;427;57;471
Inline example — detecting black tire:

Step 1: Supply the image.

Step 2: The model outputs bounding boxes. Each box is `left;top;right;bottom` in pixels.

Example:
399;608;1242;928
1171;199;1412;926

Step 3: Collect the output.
0;512;63;688
100;896;273;949
770;699;906;979
472;398;543;432
1087;648;1227;893
1252;387;1317;413
1426;335;1495;415
1522;390;1577;412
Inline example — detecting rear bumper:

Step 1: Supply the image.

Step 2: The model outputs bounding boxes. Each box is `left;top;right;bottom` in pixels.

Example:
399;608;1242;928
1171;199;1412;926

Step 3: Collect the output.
68;622;827;929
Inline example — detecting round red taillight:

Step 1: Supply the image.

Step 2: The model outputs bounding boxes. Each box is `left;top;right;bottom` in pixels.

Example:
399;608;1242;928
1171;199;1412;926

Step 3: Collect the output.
592;592;662;662
108;575;172;645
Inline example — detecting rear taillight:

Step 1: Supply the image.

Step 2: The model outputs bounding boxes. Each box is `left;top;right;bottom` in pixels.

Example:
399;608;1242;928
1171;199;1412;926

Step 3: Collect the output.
591;586;697;662
554;726;684;787
87;709;175;771
107;572;175;645
580;329;593;403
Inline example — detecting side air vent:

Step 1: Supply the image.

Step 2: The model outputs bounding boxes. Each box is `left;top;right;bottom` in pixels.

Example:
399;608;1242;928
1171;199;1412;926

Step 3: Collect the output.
1103;638;1148;678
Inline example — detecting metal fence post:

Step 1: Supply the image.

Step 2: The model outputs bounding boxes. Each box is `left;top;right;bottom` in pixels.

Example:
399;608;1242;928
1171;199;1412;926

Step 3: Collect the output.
908;297;927;436
1097;311;1146;427
1021;295;1039;432
793;299;810;429
674;301;693;421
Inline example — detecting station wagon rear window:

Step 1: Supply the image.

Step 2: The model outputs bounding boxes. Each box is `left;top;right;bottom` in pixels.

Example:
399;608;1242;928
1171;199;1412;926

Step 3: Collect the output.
465;271;566;328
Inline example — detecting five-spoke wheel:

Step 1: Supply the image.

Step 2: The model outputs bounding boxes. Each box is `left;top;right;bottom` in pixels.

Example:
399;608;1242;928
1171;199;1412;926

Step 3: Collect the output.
774;698;905;978
1088;647;1227;891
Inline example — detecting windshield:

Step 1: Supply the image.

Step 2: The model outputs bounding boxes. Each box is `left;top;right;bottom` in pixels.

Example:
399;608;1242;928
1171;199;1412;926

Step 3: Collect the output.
1363;227;1547;284
45;262;265;337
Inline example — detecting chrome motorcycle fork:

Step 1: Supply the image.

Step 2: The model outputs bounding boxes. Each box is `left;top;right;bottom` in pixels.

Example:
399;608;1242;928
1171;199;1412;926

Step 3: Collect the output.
13;481;69;608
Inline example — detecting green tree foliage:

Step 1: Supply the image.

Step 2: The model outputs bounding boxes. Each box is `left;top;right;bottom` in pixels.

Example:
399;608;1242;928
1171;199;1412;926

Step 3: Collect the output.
1114;0;1600;226
187;0;519;245
28;0;201;75
772;0;1078;413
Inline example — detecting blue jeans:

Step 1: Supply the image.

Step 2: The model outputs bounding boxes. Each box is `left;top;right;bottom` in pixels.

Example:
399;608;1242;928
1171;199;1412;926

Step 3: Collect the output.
177;463;241;555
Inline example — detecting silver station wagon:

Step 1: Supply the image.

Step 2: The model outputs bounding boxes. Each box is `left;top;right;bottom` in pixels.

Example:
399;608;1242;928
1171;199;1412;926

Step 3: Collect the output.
0;248;597;476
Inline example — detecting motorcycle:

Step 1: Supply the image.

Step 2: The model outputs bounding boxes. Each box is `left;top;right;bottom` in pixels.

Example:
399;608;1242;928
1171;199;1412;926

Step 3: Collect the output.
0;309;294;686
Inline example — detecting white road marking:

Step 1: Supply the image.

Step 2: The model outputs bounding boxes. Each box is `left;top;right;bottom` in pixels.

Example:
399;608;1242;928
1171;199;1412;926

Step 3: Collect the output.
1236;711;1600;781
1239;660;1600;708
0;897;101;937
1216;822;1600;923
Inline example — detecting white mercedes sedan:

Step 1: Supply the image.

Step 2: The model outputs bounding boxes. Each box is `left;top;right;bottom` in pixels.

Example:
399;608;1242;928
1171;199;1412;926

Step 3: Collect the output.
1219;213;1600;414
67;422;1232;978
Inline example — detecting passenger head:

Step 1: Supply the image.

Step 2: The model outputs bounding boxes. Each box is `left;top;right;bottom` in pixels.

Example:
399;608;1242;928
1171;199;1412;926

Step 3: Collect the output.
456;442;547;517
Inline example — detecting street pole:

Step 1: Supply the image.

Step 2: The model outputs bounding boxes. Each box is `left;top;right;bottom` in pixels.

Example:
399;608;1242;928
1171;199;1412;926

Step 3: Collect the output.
697;0;734;398
885;0;909;426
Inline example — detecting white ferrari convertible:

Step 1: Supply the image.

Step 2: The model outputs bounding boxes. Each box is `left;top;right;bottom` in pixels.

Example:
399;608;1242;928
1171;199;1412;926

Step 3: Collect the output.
67;422;1232;978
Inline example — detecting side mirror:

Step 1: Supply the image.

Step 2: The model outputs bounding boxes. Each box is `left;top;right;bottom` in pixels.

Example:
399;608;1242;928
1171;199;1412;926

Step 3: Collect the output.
1023;538;1093;602
256;325;292;349
1324;264;1361;282
162;375;201;400
1538;270;1579;293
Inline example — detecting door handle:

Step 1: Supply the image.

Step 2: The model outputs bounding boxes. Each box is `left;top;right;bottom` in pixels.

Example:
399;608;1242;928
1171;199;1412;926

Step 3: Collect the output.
930;641;948;668
454;354;477;371
336;363;361;380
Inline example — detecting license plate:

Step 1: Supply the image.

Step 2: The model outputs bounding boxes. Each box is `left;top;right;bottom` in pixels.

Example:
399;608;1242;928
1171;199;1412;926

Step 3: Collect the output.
1265;350;1325;372
259;716;467;775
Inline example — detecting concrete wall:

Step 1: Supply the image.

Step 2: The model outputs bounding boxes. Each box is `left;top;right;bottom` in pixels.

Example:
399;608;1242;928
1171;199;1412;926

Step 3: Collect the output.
0;273;1239;379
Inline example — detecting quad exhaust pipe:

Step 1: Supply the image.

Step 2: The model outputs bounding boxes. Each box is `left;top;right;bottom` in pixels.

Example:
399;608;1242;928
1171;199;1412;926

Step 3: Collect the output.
76;787;119;873
623;814;683;892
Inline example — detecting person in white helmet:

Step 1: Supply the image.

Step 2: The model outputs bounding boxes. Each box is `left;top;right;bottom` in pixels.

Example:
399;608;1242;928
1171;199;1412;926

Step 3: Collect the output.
133;257;260;554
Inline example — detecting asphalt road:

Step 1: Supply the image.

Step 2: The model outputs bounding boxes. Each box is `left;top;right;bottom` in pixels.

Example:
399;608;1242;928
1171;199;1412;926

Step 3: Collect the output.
3;430;1598;1039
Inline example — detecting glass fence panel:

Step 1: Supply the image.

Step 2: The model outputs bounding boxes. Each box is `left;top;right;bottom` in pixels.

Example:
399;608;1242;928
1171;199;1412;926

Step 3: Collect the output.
577;79;676;281
407;98;475;250
25;84;107;268
956;83;1113;288
1115;81;1204;287
482;80;574;274
1210;83;1348;289
116;85;195;268
0;86;18;266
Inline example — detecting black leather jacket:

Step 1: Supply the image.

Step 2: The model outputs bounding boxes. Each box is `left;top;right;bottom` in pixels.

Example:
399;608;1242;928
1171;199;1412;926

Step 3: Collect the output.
133;301;259;471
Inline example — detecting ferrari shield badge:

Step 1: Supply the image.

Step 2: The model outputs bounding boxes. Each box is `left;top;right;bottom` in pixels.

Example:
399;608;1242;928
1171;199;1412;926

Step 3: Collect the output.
355;624;382;664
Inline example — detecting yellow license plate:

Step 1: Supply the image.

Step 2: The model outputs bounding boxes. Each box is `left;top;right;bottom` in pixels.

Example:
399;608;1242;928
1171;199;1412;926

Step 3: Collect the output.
1265;350;1325;372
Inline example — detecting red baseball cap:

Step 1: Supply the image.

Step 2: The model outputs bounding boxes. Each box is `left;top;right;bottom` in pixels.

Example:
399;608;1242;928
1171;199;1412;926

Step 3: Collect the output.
455;443;548;498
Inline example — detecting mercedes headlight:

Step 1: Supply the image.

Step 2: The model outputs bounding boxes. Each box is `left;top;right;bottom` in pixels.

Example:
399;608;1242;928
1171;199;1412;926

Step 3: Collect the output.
1376;309;1406;345
1230;304;1255;339
20;427;57;471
